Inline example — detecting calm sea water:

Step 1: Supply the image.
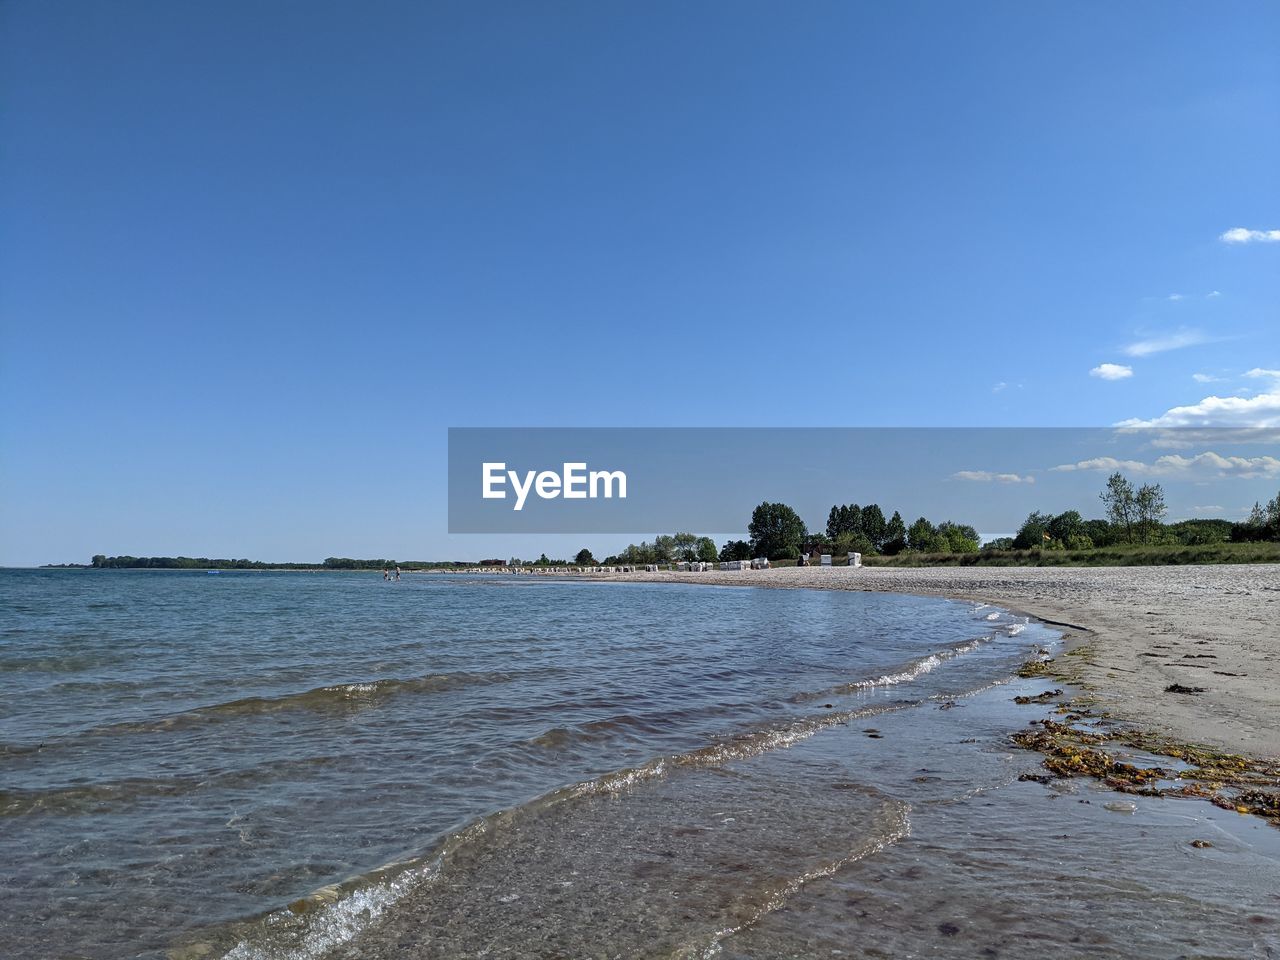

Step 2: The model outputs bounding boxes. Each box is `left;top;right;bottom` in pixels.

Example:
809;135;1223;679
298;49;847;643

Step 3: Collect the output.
2;569;1278;960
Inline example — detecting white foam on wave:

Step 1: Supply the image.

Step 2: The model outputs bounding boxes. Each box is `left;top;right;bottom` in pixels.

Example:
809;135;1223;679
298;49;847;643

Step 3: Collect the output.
221;872;425;960
852;636;990;690
214;821;491;960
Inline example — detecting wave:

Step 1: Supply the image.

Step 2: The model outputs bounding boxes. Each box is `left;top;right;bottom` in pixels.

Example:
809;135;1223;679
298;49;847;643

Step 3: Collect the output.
179;697;918;960
0;754;341;819
528;712;671;750
791;636;994;703
0;671;513;757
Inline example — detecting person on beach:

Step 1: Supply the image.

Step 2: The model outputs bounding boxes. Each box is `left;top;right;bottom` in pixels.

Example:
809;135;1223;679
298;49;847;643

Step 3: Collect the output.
394;566;401;581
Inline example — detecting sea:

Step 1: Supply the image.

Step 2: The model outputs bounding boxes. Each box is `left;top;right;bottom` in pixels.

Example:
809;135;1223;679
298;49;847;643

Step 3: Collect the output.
2;569;1278;959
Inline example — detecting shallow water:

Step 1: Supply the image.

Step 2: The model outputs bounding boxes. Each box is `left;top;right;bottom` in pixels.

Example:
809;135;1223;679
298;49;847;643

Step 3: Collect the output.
2;569;1277;959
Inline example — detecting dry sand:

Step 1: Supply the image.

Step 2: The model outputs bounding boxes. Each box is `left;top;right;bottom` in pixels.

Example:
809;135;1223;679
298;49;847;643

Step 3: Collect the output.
598;564;1280;759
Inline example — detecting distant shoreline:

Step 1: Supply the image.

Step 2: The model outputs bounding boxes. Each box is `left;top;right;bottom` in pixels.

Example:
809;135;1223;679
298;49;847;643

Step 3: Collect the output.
30;538;1280;572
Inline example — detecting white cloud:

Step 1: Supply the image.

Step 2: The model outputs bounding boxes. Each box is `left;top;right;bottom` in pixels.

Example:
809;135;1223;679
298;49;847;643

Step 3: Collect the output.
1220;227;1280;244
1090;363;1133;380
992;382;1007;393
1244;368;1280;381
951;471;1035;484
1167;293;1185;301
1192;373;1225;383
1116;388;1280;430
1121;329;1212;357
1051;452;1280;479
1207;290;1221;298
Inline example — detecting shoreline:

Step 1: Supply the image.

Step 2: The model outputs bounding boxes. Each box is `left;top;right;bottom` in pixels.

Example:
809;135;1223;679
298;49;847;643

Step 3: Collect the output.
590;563;1280;761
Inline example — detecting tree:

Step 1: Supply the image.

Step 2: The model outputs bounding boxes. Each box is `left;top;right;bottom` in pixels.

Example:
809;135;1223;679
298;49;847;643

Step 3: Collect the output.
1046;511;1083;545
748;501;808;560
574;548;596;566
696;537;719;563
844;504;862;537
826;506;841;540
861;504;887;549
907;516;936;552
719;539;752;562
1100;472;1137;543
1268;489;1280;525
1234;491;1280;543
882;511;907;554
672;532;699;561
1013;511;1052;549
938;521;980;553
1134;482;1167;543
1082;518;1115;547
835;530;876;557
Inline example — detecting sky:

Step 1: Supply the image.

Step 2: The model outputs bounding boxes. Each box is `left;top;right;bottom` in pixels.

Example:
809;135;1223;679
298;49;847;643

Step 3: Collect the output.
1;1;1277;565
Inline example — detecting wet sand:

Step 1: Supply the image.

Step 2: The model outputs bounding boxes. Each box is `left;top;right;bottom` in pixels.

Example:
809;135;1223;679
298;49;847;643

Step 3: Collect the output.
599;564;1280;759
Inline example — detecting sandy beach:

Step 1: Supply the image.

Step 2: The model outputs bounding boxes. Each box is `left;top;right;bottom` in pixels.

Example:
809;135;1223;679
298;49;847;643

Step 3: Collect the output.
599;564;1280;759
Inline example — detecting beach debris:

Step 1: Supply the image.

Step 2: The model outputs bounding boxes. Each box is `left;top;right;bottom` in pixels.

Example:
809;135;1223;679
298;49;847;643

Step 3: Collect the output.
863;728;883;739
1013;689;1063;705
1190;839;1213;848
1016;658;1052;678
1104;800;1137;814
1010;709;1280;826
937;922;960;936
1164;683;1206;695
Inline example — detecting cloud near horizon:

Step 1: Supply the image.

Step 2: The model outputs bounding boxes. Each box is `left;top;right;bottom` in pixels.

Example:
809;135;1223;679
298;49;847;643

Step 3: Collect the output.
1051;452;1280;479
1090;363;1133;380
1219;227;1280;244
1116;370;1280;430
951;470;1035;484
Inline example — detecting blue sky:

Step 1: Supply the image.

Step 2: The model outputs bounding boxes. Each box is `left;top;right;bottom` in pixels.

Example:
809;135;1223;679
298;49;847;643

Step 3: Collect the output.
1;1;1277;564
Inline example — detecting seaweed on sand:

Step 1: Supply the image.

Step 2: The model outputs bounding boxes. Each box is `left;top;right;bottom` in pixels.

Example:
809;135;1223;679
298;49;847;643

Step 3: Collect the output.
1011;713;1280;824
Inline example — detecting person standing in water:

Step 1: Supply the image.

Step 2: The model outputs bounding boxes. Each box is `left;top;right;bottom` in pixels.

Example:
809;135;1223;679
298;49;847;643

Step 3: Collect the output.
394;566;401;581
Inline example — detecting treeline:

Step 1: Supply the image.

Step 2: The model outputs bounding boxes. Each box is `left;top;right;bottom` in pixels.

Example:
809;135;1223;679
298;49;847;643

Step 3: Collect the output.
580;502;979;567
85;555;449;570
580;476;1280;568
991;476;1280;552
1236;491;1280;543
599;533;719;566
89;555;315;570
743;501;978;560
